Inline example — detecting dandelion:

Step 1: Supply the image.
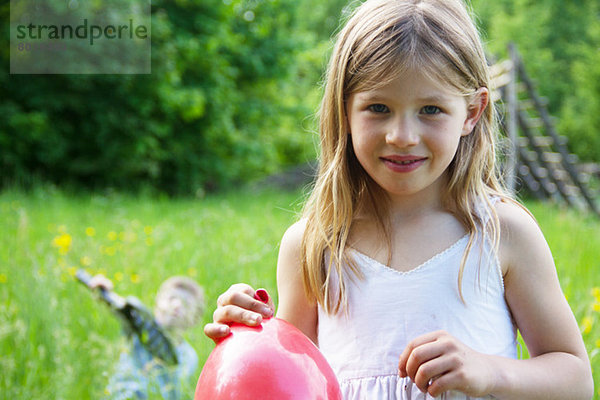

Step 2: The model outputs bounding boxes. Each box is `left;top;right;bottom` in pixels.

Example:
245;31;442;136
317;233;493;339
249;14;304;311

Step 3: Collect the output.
67;267;77;277
105;246;116;256
85;227;96;237
114;272;124;282
187;268;197;278
596;339;600;349
80;256;92;267
144;226;153;235
145;237;153;246
593;287;600;302
52;233;72;255
107;231;118;241
130;273;141;284
581;316;593;335
593;303;600;313
0;273;7;283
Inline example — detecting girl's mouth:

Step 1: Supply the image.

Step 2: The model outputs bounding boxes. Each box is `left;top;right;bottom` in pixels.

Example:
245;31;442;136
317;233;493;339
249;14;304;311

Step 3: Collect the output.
381;156;427;172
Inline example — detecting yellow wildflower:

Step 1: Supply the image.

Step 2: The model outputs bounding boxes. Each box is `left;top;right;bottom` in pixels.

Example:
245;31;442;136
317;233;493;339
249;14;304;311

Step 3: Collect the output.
67;267;77;277
0;273;7;283
105;246;116;256
144;226;153;235
581;316;593;335
593;303;600;313
114;272;124;282
85;227;96;237
107;231;118;241
130;273;141;284
145;237;153;246
80;256;92;267
187;268;197;277
52;233;72;255
593;287;600;302
596;339;600;348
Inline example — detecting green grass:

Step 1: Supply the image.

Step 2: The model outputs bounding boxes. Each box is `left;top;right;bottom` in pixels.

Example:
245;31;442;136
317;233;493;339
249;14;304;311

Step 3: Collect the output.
0;187;598;399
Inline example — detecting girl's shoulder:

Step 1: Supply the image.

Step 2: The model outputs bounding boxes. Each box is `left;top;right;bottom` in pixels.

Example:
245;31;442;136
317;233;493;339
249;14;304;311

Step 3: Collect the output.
493;198;551;276
280;218;307;249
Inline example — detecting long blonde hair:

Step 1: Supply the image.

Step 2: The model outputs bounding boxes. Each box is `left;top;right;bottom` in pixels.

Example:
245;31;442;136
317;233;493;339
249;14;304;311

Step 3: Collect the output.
302;0;512;313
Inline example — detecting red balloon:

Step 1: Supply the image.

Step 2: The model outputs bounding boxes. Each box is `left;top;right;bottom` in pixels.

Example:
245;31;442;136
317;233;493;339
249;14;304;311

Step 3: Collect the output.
195;317;342;400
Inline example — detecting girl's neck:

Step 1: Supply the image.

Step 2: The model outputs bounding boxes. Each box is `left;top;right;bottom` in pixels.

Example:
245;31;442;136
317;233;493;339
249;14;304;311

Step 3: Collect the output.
386;175;448;222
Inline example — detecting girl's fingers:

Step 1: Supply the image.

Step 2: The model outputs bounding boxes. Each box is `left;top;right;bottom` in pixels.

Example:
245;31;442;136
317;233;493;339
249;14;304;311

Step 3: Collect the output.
204;284;275;343
412;354;455;394
404;341;446;385
217;285;274;317
398;330;446;377
203;322;231;342
213;304;265;326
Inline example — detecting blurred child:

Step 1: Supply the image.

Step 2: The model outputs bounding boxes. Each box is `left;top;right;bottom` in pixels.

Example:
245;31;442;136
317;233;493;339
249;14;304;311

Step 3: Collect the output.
90;275;205;400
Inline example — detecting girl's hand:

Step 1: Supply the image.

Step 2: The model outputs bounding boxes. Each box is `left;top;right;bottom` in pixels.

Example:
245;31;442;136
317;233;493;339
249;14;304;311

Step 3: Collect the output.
398;330;497;397
203;283;274;343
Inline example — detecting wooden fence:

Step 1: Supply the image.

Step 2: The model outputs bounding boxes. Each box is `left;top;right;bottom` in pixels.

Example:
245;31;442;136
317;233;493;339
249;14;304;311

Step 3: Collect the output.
491;43;599;217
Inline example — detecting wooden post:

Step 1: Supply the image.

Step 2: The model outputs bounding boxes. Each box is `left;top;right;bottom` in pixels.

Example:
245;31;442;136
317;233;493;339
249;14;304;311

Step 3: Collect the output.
505;43;518;195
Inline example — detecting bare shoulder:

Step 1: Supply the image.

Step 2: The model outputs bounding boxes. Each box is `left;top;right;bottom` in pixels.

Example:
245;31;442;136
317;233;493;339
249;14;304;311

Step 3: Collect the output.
281;218;307;247
493;199;551;276
278;218;307;268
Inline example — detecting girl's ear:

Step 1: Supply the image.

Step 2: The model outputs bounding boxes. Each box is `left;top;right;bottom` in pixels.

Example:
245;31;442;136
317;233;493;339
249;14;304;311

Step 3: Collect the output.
461;87;489;136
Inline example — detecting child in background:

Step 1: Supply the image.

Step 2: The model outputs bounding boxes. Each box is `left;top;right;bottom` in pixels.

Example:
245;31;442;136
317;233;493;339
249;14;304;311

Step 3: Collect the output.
204;0;593;399
90;275;205;400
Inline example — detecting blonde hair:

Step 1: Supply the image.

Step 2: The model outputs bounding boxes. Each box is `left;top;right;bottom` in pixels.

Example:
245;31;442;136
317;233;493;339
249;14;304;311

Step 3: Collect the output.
156;276;205;329
302;0;514;313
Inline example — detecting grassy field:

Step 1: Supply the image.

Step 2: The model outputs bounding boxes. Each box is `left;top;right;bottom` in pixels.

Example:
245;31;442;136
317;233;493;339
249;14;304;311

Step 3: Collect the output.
1;186;599;399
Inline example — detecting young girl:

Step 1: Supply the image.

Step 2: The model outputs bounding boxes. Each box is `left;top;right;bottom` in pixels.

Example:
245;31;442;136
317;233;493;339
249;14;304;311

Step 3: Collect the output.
204;0;593;398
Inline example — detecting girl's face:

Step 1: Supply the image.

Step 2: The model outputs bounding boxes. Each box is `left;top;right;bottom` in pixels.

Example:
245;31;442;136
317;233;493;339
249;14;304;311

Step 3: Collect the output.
346;70;486;204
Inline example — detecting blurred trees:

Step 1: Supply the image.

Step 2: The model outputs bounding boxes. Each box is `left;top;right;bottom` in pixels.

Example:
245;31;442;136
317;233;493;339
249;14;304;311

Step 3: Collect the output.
1;0;328;194
1;0;598;194
472;0;600;162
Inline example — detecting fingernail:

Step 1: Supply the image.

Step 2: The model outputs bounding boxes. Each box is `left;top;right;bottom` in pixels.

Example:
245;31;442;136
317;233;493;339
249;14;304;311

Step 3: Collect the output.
249;314;260;324
254;288;270;304
219;326;229;334
261;305;273;317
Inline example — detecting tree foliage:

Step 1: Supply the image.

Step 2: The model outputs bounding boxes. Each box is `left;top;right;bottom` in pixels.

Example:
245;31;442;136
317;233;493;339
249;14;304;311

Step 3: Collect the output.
1;0;319;194
1;0;598;194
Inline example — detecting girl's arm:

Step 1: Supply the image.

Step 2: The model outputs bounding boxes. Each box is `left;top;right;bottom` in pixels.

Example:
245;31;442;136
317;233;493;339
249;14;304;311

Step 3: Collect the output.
490;200;593;399
274;219;319;344
204;220;317;344
399;201;593;399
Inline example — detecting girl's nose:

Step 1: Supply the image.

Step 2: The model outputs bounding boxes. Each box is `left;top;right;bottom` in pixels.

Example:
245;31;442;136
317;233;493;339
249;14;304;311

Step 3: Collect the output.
385;118;419;148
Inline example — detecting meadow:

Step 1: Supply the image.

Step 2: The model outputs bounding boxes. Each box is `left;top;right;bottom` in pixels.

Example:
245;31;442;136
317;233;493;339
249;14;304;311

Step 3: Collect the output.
1;186;599;399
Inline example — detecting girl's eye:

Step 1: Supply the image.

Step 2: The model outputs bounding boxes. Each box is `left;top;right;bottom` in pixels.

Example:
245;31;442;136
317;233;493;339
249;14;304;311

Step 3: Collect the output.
367;104;389;113
421;105;441;115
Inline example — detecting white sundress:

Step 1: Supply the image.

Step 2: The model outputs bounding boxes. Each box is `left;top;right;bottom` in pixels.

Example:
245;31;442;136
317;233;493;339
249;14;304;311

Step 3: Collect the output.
317;220;517;399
